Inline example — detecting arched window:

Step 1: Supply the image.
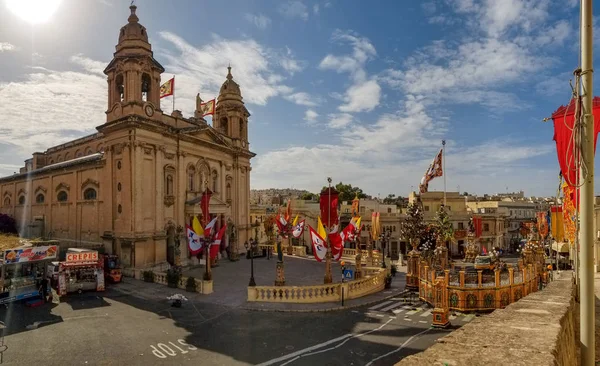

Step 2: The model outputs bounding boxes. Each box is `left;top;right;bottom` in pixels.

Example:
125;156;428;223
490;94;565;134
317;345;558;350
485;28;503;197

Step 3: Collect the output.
57;191;68;202
18;195;25;205
83;188;97;200
166;175;173;195
64;152;71;160
75;150;83;158
3;197;10;207
220;117;228;134
226;182;232;201
56;155;63;162
239;119;244;138
187;166;196;191
85;148;93;155
35;194;44;204
141;73;151;102
116;74;125;102
212;170;218;193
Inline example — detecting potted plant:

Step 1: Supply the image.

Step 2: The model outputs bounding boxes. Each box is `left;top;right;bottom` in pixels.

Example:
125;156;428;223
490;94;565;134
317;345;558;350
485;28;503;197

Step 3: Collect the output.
186;276;197;292
384;273;392;289
143;270;154;283
166;267;181;288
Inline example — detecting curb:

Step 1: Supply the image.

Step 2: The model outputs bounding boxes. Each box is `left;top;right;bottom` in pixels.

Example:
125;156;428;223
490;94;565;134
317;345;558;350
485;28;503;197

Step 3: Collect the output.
240;288;413;313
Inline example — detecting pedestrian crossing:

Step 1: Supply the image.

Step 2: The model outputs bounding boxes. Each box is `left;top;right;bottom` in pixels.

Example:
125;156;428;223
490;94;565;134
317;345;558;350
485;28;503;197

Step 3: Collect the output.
365;301;478;323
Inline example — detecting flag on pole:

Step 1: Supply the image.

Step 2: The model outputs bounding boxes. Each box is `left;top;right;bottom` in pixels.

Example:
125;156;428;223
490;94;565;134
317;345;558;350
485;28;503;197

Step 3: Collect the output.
204;217;218;238
309;225;327;262
200;188;212;226
192;216;204;237
160;77;175;98
186;225;203;255
210;225;226;259
419;149;443;193
199;99;216;117
292;219;305;238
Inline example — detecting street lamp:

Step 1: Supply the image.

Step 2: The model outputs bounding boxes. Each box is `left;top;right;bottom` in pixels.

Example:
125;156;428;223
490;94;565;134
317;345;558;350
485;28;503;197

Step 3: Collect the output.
379;228;391;269
244;239;257;286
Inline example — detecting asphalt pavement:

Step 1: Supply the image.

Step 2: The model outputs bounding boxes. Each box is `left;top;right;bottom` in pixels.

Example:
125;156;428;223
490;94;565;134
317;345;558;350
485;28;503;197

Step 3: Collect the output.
0;278;472;366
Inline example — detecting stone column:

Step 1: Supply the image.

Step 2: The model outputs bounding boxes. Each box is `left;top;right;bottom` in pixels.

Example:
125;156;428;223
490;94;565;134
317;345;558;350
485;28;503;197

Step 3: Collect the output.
354;251;363;280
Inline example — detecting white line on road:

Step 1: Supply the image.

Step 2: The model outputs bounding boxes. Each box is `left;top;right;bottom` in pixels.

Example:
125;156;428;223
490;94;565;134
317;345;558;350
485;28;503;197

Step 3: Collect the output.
364;328;432;366
375;314;384;317
255;334;352;366
368;300;394;310
392;308;405;315
406;308;422;315
420;309;433;317
380;301;404;312
463;314;476;322
268;319;395;366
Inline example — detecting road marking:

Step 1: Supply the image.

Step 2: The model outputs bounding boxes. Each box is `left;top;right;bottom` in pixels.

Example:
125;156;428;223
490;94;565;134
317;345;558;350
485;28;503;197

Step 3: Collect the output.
364;328;432;366
449;314;457;320
375;314;384;318
351;310;359;313
261;319;394;366
368;300;394;310
419;320;428;324
406;308;422;315
420;309;433;317
380;301;404;312
392;308;405;315
150;339;197;359
463;314;476;322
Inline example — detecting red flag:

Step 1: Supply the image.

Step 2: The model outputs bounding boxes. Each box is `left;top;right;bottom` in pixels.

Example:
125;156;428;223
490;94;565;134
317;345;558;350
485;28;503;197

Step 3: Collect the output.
329;232;343;261
472;216;482;238
200;188;212;226
319;187;339;228
309;226;327;262
210;225;226;259
551;97;600;210
160;77;175;98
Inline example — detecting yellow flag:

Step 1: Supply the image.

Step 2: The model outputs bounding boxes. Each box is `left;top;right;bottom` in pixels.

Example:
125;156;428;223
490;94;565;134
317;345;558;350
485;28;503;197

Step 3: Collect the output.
192;216;204;236
356;217;362;229
317;216;327;239
292;214;299;227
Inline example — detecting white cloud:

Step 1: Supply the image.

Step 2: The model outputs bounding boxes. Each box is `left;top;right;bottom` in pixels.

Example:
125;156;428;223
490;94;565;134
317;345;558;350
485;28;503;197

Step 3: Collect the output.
304;109;318;123
338;79;381;113
0;57;106;153
313;4;319;14
244;13;271;30
0;42;15;52
421;2;436;15
157;32;304;115
319;30;381;112
284;92;321;107
327;113;352;128
278;1;309;21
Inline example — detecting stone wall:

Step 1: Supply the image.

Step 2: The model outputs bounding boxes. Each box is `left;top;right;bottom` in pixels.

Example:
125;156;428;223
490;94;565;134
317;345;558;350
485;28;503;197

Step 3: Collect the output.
397;274;576;366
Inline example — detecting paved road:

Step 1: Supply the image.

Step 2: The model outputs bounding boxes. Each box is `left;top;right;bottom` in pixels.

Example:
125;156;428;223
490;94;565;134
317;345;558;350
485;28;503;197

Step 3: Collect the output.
0;281;470;365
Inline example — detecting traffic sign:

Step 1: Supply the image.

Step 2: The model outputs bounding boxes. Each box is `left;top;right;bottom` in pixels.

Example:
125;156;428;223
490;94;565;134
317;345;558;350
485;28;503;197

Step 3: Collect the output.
342;269;354;281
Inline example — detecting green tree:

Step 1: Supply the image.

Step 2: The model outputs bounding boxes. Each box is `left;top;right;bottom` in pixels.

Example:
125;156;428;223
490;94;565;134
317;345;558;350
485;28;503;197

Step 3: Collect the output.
383;194;408;207
321;182;368;202
300;192;318;201
399;202;427;249
434;206;454;244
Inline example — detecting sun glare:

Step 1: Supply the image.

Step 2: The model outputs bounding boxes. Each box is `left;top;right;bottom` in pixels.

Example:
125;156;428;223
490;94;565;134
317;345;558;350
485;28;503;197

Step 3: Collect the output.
5;0;63;25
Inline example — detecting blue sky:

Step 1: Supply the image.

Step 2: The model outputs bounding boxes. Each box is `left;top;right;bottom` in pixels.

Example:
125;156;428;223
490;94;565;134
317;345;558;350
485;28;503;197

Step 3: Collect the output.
0;0;596;197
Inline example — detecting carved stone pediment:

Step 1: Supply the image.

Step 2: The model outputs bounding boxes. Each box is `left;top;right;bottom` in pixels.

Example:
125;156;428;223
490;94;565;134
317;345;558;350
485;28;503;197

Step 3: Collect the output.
81;178;99;189
56;183;70;192
3;191;11;198
34;186;47;195
17;188;27;196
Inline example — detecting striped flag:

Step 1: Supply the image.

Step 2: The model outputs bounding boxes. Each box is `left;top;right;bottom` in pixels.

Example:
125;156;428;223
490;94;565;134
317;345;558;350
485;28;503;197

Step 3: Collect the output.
160;78;174;98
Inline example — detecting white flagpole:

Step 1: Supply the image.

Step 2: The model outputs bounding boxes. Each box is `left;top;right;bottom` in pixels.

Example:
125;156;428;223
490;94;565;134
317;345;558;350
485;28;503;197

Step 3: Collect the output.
442;140;447;206
172;76;176;113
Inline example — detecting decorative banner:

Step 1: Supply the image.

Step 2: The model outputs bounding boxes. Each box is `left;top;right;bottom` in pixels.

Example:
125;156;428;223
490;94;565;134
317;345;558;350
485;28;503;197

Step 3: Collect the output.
4;245;58;264
472;216;483;238
186;225;204;255
292;219;305;238
309;226;327;262
537;212;549;238
200;188;212;226
160;77;175;98
319;187;339;228
562;182;577;244
199;99;216;117
551;206;564;242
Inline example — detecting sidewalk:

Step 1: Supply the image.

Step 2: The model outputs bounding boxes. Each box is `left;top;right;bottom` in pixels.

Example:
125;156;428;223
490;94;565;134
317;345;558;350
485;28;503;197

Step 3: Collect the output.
113;255;409;312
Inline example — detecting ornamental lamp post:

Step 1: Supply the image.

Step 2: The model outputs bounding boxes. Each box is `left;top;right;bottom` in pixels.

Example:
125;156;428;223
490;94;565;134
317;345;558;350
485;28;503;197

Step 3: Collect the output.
379;229;390;269
244;240;257;286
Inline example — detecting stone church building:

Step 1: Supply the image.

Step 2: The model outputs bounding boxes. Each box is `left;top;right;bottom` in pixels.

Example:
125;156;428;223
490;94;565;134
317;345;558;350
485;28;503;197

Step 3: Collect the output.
0;5;254;268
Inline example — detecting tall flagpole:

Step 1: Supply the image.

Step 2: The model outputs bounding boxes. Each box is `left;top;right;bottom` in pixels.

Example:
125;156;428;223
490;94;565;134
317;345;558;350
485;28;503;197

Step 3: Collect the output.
324;177;333;284
172;76;176;113
442;140;447;206
579;0;595;364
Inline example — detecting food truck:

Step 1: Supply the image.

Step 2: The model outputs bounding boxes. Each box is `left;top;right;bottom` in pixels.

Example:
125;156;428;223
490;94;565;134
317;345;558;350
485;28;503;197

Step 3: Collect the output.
55;248;105;296
0;244;57;305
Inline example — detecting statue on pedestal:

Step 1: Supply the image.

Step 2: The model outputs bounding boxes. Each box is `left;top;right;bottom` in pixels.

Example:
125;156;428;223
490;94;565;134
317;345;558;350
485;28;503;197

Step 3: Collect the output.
275;236;286;286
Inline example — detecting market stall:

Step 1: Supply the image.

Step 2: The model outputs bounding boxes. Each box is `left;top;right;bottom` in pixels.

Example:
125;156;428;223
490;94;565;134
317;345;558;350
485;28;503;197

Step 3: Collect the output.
56;248;105;296
0;244;57;305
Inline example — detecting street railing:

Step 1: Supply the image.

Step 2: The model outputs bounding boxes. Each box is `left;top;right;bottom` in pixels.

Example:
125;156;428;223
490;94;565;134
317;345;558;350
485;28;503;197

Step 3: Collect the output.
247;266;387;303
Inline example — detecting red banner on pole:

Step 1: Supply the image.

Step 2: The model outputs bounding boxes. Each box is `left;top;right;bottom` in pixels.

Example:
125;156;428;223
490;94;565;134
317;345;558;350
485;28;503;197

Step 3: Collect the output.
319;187;339;228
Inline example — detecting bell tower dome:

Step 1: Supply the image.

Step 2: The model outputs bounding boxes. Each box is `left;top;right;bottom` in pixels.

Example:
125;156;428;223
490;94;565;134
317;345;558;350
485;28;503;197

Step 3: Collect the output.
213;66;250;147
103;4;165;122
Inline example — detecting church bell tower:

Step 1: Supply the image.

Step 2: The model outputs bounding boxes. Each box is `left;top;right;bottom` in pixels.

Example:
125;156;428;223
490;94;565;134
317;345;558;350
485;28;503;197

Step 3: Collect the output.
213;66;250;149
103;5;165;122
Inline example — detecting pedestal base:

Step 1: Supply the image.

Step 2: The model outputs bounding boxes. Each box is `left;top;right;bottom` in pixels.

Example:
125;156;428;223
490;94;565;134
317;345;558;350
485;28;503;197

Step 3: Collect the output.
405;274;419;290
274;261;286;286
431;308;450;328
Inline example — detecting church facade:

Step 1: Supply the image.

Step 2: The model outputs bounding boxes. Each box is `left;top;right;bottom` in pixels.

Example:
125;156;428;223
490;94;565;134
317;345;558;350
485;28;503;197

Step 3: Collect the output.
0;5;255;268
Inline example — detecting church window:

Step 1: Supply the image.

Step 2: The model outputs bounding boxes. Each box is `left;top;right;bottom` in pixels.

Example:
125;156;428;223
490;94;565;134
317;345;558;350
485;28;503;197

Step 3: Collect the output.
85;148;93;155
18;195;25;205
141;73;151;102
75;150;83;158
64;152;71;160
212;170;218;193
57;191;68;202
220;117;228;134
239;120;244;138
118;204;122;214
116;74;125;102
35;194;44;204
48;159;54;164
83;188;97;200
117;161;122;170
3;197;9;207
117;183;122;192
187;166;196;191
57;155;62;162
166;175;173;195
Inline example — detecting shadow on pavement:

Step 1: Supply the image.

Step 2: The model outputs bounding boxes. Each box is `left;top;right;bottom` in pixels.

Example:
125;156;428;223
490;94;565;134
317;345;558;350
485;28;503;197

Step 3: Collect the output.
62;293;112;311
0;301;63;336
